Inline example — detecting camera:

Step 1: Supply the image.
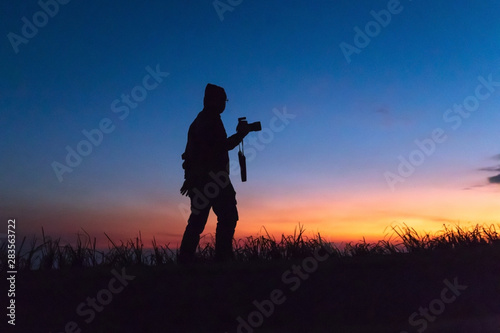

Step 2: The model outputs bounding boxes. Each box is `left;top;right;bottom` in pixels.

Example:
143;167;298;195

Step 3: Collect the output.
238;117;262;133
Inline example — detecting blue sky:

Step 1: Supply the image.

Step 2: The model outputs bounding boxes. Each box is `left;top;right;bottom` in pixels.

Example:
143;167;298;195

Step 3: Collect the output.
2;0;500;245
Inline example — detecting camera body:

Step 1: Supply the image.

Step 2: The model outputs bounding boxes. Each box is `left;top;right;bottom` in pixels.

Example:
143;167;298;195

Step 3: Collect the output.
238;117;262;133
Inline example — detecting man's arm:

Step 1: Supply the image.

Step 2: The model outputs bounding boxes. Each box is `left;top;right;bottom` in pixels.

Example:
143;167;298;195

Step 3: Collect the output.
226;119;251;150
226;131;246;151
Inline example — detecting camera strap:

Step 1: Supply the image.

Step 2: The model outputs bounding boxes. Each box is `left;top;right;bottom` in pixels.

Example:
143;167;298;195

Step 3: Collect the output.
238;140;247;182
239;139;244;156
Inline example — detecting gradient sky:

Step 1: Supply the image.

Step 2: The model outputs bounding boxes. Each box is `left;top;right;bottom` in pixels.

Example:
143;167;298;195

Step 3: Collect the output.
2;0;500;248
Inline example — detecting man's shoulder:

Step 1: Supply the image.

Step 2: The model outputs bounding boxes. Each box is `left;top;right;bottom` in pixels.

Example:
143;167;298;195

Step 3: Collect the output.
189;111;204;128
192;111;222;127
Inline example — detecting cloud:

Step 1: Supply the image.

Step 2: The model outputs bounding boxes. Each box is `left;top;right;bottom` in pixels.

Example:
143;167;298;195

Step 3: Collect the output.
488;174;500;184
463;184;487;190
478;154;500;185
375;108;390;115
375;107;396;128
474;154;500;187
374;107;413;129
479;166;500;172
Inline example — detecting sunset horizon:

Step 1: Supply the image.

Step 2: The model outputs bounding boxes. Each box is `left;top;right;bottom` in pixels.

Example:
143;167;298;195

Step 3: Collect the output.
3;0;500;258
4;1;500;331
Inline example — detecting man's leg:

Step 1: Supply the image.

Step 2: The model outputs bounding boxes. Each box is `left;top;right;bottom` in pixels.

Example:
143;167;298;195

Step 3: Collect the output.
178;195;211;263
212;183;239;261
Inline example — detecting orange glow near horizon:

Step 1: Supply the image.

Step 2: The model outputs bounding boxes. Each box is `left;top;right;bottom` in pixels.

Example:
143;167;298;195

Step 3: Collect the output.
19;185;500;250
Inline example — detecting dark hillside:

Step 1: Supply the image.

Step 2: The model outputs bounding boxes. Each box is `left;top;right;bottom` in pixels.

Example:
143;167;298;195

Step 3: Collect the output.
12;243;500;333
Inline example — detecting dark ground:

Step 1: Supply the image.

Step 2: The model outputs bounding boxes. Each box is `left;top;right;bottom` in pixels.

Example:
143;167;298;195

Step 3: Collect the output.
8;244;500;333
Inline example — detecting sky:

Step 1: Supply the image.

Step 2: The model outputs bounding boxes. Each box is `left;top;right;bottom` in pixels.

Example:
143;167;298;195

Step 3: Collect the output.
2;0;500;248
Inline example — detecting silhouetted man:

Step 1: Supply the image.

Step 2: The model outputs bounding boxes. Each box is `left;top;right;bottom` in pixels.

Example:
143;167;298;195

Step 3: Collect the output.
179;83;250;263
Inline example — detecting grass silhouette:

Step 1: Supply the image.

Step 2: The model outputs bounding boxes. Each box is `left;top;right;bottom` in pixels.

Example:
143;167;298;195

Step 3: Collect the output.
2;222;499;270
4;223;500;332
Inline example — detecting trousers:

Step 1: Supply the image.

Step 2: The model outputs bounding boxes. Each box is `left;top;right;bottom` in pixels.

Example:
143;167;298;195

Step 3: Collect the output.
179;181;239;261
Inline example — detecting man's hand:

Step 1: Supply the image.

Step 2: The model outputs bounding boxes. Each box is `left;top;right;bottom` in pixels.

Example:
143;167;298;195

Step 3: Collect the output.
236;122;250;137
180;179;191;196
